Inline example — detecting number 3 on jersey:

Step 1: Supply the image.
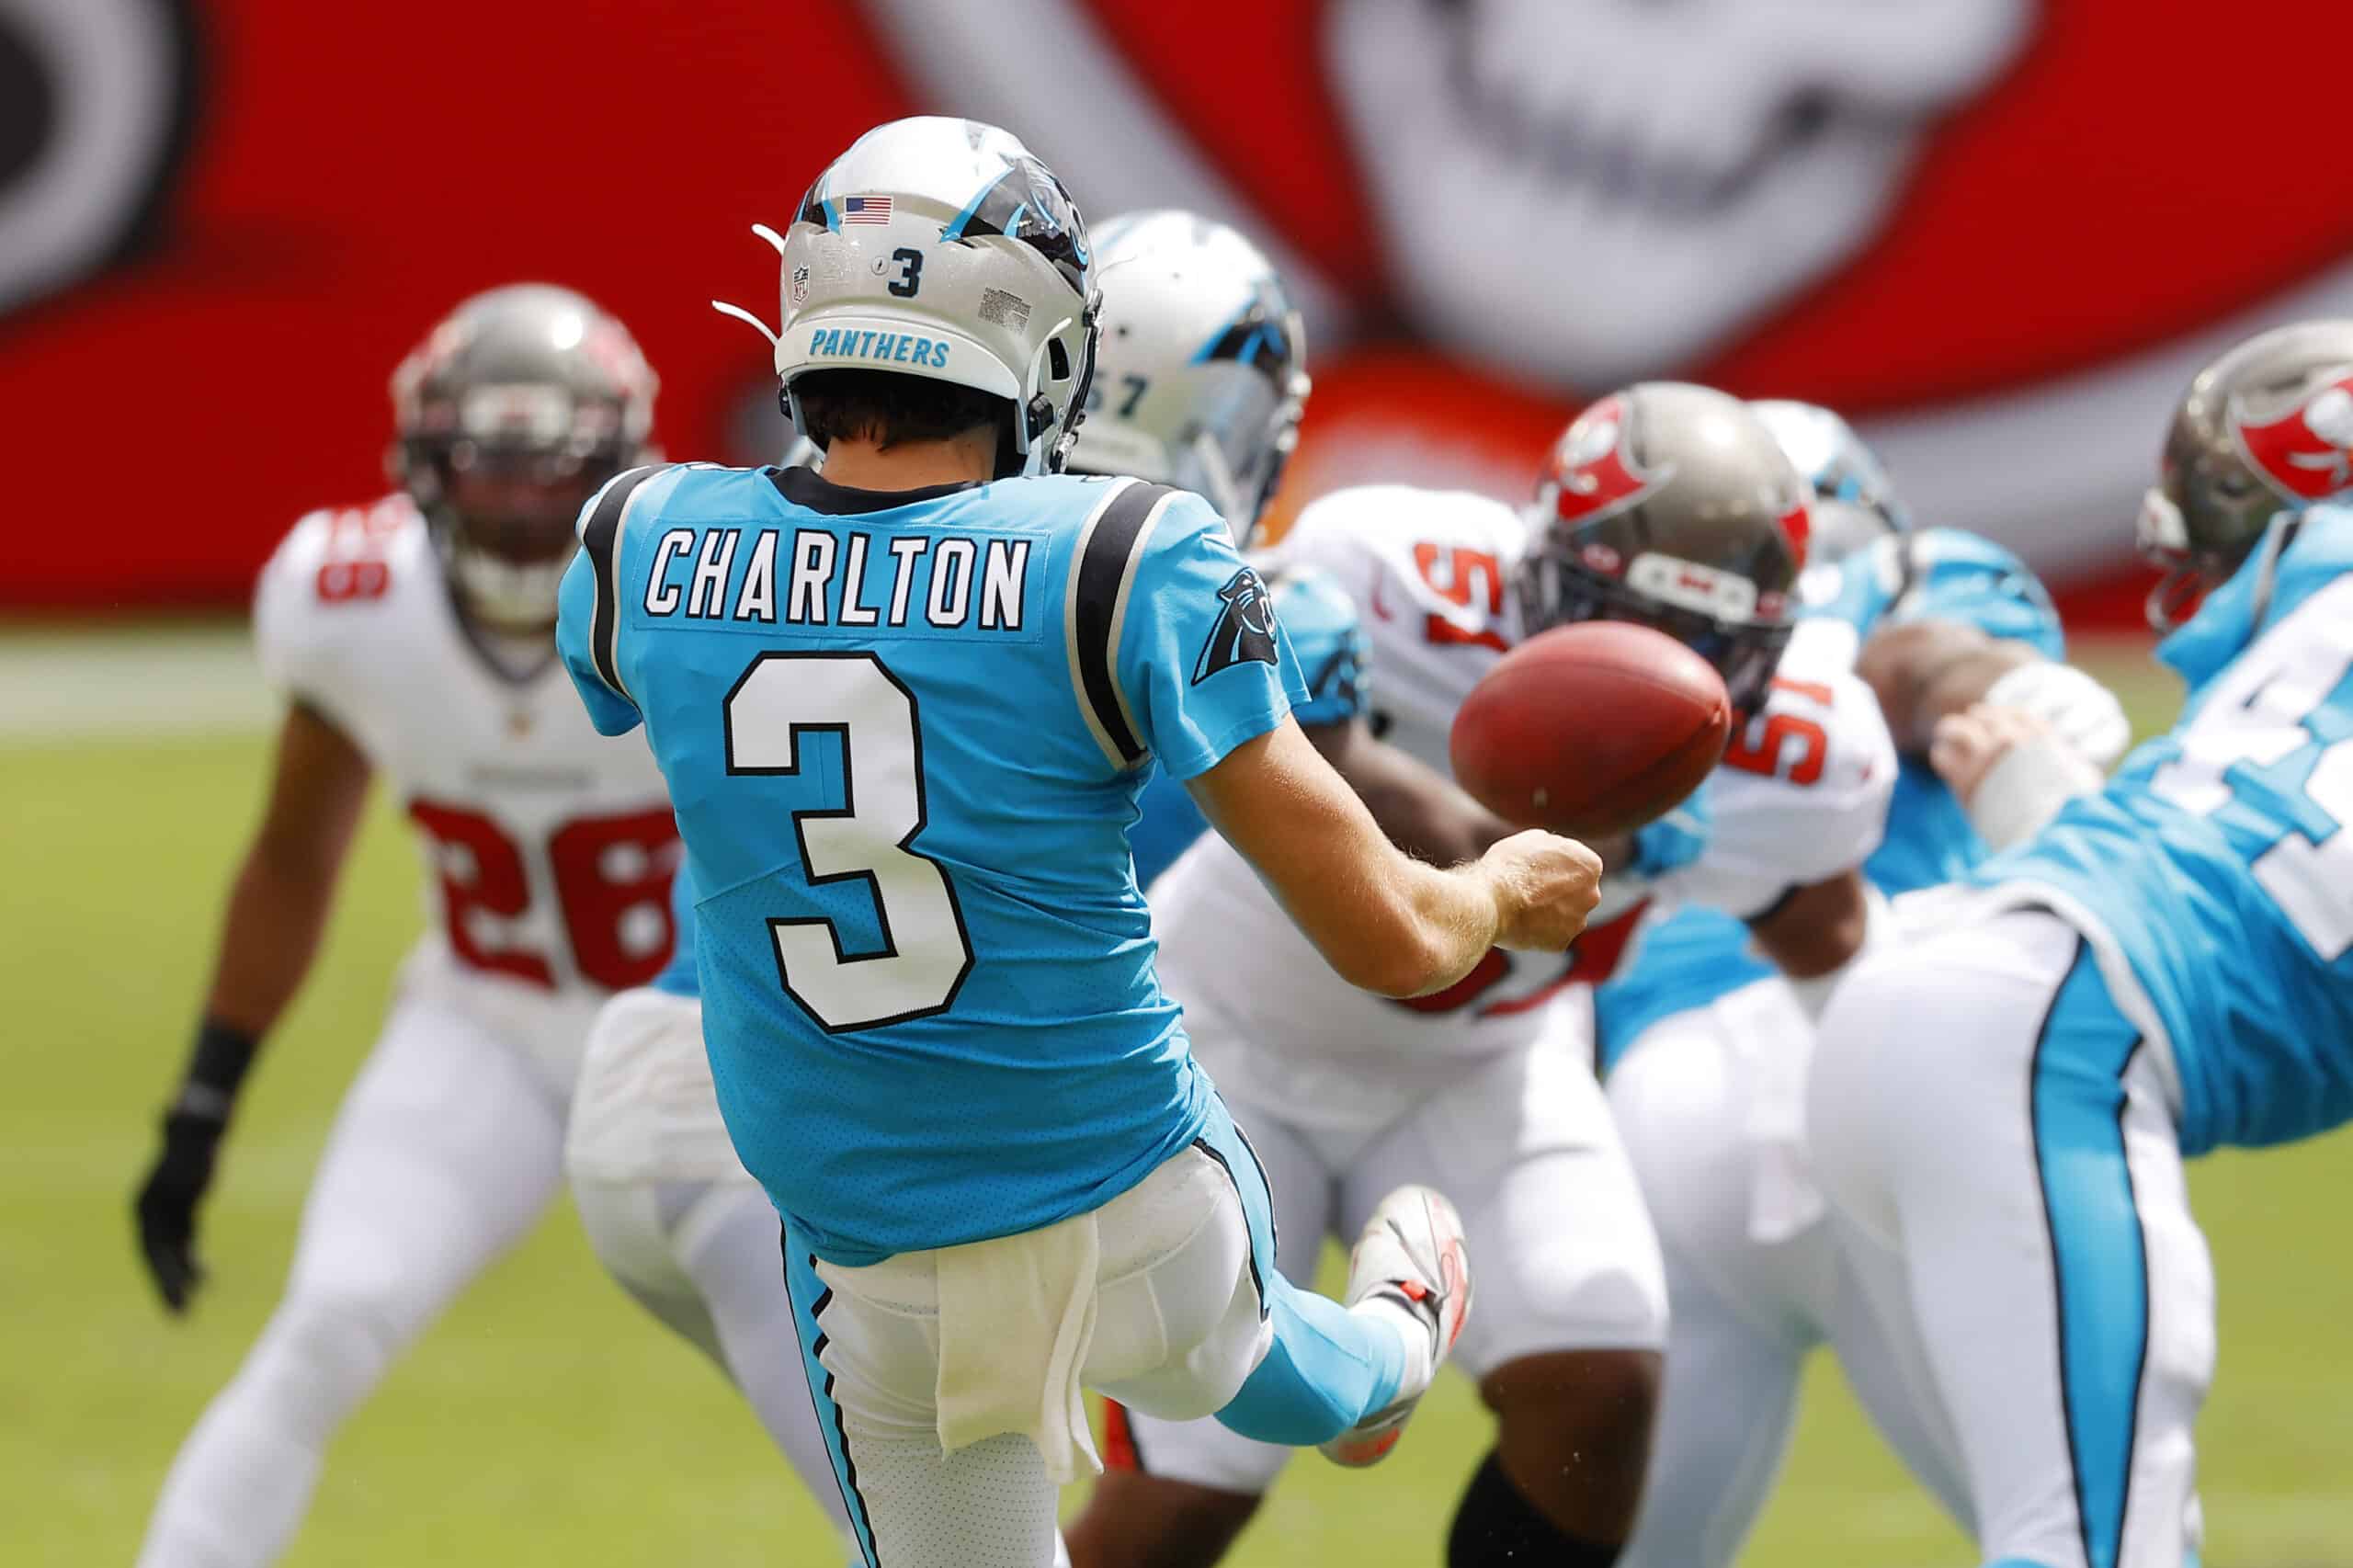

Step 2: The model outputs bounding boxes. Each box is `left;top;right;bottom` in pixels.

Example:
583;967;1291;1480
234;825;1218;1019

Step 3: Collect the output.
724;652;975;1031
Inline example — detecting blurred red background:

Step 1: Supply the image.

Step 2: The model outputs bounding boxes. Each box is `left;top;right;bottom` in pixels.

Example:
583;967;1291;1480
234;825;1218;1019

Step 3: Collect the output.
6;0;2351;616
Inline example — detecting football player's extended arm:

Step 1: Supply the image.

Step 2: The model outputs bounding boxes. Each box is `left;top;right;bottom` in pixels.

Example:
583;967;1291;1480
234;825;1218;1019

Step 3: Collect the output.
133;701;373;1312
1189;720;1604;998
1746;869;1873;982
1859;619;2129;767
1302;717;1640;872
1302;716;1513;867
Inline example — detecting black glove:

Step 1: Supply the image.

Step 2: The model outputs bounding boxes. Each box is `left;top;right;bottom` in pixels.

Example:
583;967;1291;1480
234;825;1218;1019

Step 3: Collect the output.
133;1019;258;1314
135;1109;226;1312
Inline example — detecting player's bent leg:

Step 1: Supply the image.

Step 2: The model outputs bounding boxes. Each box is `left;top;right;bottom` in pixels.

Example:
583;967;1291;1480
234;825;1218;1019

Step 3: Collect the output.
676;1181;854;1539
137;994;567;1568
1350;1032;1667;1564
1067;1103;1333;1568
1819;1237;1976;1536
1809;912;2212;1568
782;1227;1038;1568
1133;1098;1429;1456
572;1175;729;1362
1607;988;1824;1568
1612;1250;1802;1568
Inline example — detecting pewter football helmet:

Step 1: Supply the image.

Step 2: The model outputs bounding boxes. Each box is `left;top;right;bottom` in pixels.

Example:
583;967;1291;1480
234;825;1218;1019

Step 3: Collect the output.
2141;318;2353;629
1750;399;1907;568
389;283;656;633
1063;210;1309;546
1518;382;1813;716
774;117;1098;480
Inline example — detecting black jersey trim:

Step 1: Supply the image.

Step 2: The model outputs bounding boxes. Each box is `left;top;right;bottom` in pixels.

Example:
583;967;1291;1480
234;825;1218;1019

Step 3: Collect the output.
770;463;979;516
581;464;663;698
1067;480;1177;769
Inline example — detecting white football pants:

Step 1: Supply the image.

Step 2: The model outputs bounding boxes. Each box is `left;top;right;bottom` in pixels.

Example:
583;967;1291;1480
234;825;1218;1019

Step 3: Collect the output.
565;987;851;1542
136;986;571;1568
1808;907;2212;1568
1113;1021;1667;1494
1605;976;1973;1568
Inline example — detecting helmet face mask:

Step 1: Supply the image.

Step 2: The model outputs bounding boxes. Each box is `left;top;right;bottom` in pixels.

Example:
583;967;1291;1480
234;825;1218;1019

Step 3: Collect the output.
1517;383;1811;718
391;284;655;636
2143;318;2353;631
1064;210;1310;544
1518;552;1794;717
774;118;1100;482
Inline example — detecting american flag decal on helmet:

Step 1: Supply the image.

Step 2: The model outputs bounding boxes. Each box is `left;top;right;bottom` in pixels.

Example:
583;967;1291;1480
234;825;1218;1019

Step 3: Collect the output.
842;196;893;224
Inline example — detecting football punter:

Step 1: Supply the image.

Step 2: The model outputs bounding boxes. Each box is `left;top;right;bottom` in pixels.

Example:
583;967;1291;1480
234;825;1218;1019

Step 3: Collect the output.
553;119;1605;1568
1077;384;1897;1568
555;204;1324;1557
1598;401;2131;1568
131;286;678;1567
1808;322;2353;1568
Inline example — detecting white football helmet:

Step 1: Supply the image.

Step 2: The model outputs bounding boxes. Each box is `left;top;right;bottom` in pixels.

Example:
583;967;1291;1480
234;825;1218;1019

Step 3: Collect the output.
773;117;1098;479
1750;398;1908;568
1064;210;1310;545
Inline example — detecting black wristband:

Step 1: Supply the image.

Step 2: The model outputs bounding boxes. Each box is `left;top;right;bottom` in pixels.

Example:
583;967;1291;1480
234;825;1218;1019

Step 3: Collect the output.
171;1019;261;1122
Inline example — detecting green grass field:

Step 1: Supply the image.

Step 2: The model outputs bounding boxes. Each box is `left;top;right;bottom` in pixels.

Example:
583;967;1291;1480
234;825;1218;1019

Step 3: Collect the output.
4;628;2349;1566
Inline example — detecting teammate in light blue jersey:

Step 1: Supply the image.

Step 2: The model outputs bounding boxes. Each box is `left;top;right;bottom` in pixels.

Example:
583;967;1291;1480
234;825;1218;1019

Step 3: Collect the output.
1808;320;2353;1568
554;125;1602;1568
1601;402;2134;1568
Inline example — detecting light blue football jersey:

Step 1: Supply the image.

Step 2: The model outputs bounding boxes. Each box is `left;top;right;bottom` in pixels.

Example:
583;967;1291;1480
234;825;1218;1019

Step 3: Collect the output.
650;858;698;999
1596;529;2065;1071
556;462;1308;1264
1973;506;2353;1155
1128;568;1369;888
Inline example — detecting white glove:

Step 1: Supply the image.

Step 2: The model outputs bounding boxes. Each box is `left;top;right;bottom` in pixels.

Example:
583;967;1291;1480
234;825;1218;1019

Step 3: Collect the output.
1932;705;2107;850
1983;661;2132;772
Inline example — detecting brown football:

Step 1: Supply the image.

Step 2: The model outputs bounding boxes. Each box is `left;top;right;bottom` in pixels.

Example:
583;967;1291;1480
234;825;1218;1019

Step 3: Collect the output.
1449;622;1732;839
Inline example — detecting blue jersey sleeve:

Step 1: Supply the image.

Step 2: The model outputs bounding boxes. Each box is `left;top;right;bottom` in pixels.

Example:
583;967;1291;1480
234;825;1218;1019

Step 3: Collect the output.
1893;529;2065;658
1116;492;1310;779
650;859;699;998
1268;569;1370;729
556;549;641;735
1811;529;2064;660
556;466;670;737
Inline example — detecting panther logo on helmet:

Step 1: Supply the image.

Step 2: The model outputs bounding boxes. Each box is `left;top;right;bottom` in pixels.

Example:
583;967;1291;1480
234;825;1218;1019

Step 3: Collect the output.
2232;369;2353;503
1545;395;1669;527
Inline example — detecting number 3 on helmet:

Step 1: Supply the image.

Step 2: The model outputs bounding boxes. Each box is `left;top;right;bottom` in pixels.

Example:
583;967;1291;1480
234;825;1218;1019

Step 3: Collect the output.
767;117;1102;483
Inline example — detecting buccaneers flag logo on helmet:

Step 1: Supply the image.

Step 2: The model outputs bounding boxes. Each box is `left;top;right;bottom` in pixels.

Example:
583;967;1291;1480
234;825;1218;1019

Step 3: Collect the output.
2231;370;2353;504
1544;395;1669;527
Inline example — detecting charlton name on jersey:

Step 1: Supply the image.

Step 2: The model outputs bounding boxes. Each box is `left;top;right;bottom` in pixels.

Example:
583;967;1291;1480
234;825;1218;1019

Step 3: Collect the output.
638;523;1032;633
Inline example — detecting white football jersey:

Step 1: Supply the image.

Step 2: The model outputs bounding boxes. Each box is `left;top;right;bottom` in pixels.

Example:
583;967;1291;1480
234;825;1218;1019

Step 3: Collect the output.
254;496;677;1076
1151;484;1893;1131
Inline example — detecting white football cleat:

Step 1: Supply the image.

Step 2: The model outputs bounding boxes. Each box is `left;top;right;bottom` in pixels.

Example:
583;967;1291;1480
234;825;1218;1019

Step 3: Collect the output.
1319;1184;1472;1468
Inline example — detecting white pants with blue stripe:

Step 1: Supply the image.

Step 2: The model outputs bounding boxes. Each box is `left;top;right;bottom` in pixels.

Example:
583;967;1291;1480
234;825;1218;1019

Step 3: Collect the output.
781;1095;1409;1568
1808;907;2213;1568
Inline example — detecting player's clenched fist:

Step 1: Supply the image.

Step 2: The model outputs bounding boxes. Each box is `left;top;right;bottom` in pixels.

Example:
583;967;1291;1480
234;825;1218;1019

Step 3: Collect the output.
1479;829;1606;951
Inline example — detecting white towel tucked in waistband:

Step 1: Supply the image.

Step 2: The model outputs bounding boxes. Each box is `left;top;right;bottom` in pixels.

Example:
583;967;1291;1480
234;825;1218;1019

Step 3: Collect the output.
934;1206;1104;1483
